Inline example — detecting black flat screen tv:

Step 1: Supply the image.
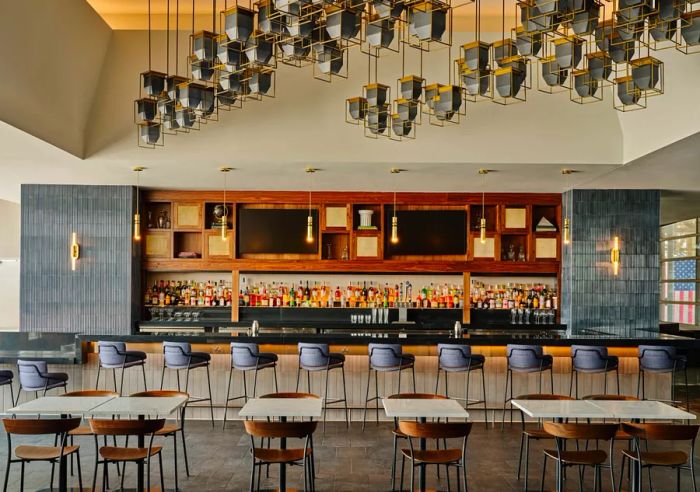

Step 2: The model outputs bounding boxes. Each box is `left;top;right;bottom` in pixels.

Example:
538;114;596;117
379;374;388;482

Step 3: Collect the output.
237;208;319;254
384;209;467;255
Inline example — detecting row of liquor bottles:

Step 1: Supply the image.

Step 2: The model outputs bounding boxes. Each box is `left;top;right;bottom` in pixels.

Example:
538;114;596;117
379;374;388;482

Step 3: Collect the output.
144;278;558;310
471;282;558;310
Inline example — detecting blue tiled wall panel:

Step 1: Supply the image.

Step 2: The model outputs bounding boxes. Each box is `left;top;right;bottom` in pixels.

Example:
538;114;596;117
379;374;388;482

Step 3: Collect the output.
20;185;140;335
561;189;660;334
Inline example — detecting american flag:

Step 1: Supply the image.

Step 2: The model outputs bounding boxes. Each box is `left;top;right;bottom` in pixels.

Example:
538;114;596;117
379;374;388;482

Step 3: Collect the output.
663;259;696;324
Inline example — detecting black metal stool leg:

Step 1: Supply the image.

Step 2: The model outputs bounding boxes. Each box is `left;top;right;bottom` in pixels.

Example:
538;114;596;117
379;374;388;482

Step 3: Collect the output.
206;364;215;427
223;366;234;429
362;368;372;431
341;365;350;427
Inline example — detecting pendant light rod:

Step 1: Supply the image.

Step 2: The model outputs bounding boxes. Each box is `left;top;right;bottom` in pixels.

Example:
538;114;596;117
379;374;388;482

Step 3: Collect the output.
220;166;232;240
390;168;401;244
478;168;489;244
148;0;152;70
305;167;317;243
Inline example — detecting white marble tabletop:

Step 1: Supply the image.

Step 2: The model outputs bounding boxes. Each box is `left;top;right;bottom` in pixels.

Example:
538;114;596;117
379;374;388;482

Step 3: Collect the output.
7;396;116;415
511;400;610;419
587;400;696;420
382;398;469;419
88;396;187;417
239;398;323;418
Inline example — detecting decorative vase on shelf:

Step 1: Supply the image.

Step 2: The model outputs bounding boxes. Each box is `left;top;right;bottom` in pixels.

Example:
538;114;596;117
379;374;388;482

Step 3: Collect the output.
358;209;376;230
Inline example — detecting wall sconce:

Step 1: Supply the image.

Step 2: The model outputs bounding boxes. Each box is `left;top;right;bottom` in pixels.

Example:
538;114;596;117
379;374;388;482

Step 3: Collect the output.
70;232;80;271
611;236;620;275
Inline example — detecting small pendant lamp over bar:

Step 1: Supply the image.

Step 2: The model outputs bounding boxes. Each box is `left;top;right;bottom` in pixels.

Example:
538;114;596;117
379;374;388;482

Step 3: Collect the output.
478;168;489;244
133;166;146;241
390;167;401;244
220;166;232;240
305;167;317;243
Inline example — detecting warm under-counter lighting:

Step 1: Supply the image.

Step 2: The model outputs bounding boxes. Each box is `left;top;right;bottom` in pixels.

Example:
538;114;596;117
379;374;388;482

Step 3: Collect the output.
70;232;80;271
611;236;620;275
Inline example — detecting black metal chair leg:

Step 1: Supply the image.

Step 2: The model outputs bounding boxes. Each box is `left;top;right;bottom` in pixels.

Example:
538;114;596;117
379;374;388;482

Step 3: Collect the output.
95;364;101;390
223;366;234;430
181;427;191;476
341;365;350;427
362;368;372;431
501;369;511;431
206;364;215;427
482;367;489;428
141;362;147;391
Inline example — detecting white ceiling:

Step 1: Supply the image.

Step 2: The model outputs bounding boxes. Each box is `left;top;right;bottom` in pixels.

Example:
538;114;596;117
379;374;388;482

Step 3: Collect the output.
0;0;699;204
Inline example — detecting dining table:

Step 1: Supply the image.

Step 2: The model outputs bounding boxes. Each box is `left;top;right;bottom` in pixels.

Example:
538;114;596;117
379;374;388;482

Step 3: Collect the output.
382;397;469;492
239;397;323;492
7;395;187;492
511;398;696;492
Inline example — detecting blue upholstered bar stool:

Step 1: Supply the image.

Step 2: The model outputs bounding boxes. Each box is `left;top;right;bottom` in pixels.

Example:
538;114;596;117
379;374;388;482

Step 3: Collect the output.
569;345;619;398
96;341;148;395
222;342;278;428
362;343;416;430
16;360;68;404
638;345;689;410
0;370;13;408
296;342;349;431
160;341;214;427
435;344;488;427
501;345;553;429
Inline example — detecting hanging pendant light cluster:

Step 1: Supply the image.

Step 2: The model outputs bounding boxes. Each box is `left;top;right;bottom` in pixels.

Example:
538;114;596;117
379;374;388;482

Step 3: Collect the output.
135;0;698;147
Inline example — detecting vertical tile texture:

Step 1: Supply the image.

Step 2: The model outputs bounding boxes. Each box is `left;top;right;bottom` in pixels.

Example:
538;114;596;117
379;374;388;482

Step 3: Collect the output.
20;185;140;335
561;189;660;335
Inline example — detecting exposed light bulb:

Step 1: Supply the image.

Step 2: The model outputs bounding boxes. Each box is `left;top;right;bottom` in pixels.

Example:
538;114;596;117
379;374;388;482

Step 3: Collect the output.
133;213;141;242
221;214;228;240
306;215;314;243
563;217;570;245
391;215;399;244
479;218;486;244
611;236;620;276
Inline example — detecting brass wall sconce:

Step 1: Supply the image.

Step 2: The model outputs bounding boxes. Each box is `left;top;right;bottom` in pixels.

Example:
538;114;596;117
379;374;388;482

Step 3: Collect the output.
70;232;80;271
611;236;620;275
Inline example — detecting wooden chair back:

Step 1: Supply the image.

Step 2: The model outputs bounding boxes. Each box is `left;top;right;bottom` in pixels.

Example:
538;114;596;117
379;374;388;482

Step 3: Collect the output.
622;423;699;441
388;393;449;400
88;418;165;436
3;417;82;436
582;394;639;401
130;390;189;399
244;420;318;439
398;421;472;440
260;392;320;399
517;394;574;401
63;390;119;398
543;422;619;440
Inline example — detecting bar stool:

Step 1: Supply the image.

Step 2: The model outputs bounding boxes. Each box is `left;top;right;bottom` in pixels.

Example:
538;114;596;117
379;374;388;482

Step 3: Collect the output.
0;370;14;408
514;394;573;492
637;345;689;411
96;341;148;395
88;418;166;492
363;343;416;430
501;345;553;429
160;342;214;427
569;345;619;398
435;343;488;427
16;359;68;404
223;342;279;428
2;417;83;491
132;390;191;491
296;343;349;430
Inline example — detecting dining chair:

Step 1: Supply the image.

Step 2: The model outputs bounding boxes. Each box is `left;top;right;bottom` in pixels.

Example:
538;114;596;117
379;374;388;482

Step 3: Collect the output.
131;390;191;490
96;341;148;395
620;423;699;492
569;345;620;398
161;341;214;427
363;343;416;430
62;390;120;482
435;343;488;427
223;342;278;429
16;360;68;404
2;417;83;492
397;421;473;492
637;345;690;411
88;418;166;492
0;370;14;409
540;422;618;492
387;393;450;492
244;420;318;492
296;342;349;431
514;394;574;492
502;345;553;429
